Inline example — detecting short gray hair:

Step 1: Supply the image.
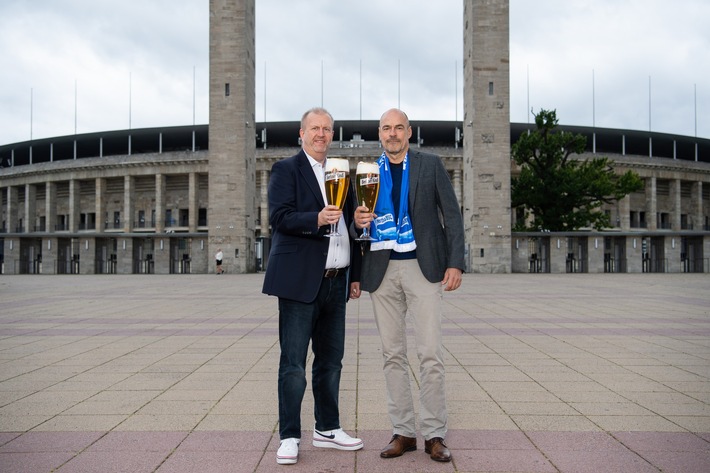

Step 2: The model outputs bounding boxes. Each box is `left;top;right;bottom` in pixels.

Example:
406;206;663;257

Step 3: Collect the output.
301;107;334;129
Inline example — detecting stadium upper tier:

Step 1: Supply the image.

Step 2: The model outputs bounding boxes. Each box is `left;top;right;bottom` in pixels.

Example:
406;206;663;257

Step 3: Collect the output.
1;122;708;167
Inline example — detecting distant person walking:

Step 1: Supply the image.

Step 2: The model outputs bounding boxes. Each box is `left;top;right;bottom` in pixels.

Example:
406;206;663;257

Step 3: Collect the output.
215;248;224;274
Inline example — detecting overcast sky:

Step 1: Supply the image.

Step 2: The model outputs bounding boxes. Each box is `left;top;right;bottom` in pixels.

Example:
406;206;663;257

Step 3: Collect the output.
1;0;708;145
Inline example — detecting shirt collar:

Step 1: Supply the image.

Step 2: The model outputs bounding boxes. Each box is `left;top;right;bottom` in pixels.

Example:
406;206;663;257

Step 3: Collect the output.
304;151;324;169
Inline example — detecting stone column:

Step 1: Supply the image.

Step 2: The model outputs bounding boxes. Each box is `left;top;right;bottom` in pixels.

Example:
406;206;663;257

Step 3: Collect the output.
6;186;18;233
80;237;95;275
671;178;681;230
260;169;270;237
155;173;165;233
691;181;703;230
188;172;197;232
665;236;681;273
208;0;257;273
25;184;37;232
549;237;567;273
43;237;58;275
46;182;57;233
626;236;643;273
588;237;605;273
645;176;657;230
123;175;134;233
618;194;631;230
95;178;106;234
463;0;511;273
117;238;133;274
69;179;80;233
453;169;462;207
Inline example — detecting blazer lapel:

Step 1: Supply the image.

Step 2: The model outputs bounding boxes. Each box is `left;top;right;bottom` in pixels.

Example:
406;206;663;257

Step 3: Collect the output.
408;150;421;209
297;151;326;207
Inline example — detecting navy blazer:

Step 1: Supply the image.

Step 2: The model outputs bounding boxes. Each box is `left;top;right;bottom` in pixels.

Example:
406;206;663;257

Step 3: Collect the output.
262;150;360;303
361;149;465;293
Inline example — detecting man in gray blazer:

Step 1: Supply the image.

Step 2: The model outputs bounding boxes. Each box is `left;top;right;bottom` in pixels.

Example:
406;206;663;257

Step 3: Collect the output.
355;108;465;463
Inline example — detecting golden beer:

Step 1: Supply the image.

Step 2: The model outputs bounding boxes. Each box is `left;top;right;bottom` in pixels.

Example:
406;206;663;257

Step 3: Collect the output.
324;158;350;210
355;161;380;211
355;161;380;241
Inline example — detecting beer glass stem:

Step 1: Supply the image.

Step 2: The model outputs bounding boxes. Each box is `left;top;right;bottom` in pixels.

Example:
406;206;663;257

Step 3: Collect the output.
327;222;340;237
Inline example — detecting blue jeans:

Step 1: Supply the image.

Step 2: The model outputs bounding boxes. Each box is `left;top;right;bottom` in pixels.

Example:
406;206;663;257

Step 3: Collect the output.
278;273;347;439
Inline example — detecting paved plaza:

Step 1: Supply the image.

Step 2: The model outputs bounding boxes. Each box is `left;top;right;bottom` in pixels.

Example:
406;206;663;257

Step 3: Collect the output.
0;273;709;472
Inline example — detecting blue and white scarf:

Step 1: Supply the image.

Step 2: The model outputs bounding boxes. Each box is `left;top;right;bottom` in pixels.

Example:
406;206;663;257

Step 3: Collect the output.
370;152;417;252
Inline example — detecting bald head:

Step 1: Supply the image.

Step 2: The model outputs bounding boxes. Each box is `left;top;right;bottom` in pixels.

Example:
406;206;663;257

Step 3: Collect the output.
378;109;412;163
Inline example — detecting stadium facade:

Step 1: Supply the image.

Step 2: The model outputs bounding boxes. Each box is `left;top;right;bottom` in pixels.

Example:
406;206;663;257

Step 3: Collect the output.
1;0;709;275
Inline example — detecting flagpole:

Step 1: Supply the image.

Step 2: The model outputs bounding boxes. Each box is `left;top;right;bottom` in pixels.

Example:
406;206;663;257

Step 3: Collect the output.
321;60;324;107
592;69;596;153
455;60;458;122
359;59;362;121
397;59;401;109
74;79;78;134
129;72;132;130
192;66;196;126
526;65;530;124
30;87;33;140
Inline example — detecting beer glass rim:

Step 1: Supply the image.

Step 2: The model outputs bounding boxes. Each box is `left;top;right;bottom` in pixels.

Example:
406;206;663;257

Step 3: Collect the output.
325;158;350;172
356;161;379;174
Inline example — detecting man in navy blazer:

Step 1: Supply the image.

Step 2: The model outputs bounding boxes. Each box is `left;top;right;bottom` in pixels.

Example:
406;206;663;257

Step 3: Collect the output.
262;107;363;465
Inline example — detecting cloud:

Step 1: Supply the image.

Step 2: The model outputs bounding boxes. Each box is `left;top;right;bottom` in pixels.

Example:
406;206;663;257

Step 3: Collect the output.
0;0;707;145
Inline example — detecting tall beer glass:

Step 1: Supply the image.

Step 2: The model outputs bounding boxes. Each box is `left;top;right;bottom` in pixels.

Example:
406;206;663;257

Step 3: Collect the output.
355;161;380;241
324;158;350;237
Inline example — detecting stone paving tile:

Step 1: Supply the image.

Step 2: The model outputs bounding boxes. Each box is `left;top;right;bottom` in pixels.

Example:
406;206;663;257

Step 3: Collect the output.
57;450;170;473
0;451;77;473
157;451;263;473
0;273;709;473
0;431;104;453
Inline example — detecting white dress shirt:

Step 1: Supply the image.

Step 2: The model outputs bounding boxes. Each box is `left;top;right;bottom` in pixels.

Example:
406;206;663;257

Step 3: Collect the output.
305;153;350;270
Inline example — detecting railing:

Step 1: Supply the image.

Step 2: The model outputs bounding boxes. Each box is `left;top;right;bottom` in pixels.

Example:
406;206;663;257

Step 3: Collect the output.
681;258;708;273
15;260;42;274
642;257;667;273
528;255;548;273
105;221;122;230
603;257;629;273
566;256;581;273
134;259;154;274
57;259;80;274
95;258;117;274
171;257;191;274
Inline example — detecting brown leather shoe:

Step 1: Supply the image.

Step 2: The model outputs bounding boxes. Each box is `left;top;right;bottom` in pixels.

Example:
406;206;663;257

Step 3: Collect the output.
380;434;417;458
424;437;451;462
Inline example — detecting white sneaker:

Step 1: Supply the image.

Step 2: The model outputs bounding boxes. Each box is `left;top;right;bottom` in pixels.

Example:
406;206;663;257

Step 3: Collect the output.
276;438;299;465
313;427;364;450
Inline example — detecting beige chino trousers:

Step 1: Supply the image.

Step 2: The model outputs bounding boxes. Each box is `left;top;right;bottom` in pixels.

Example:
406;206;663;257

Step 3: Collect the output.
370;259;448;440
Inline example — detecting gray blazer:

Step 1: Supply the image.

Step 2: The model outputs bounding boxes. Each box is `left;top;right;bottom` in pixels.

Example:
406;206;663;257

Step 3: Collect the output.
361;149;465;292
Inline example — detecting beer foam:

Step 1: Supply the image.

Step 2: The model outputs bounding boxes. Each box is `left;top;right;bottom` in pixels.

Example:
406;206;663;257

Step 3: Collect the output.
356;162;379;174
325;158;350;172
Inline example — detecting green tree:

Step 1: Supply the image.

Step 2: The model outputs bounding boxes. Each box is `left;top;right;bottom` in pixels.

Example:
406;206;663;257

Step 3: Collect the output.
512;109;644;231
